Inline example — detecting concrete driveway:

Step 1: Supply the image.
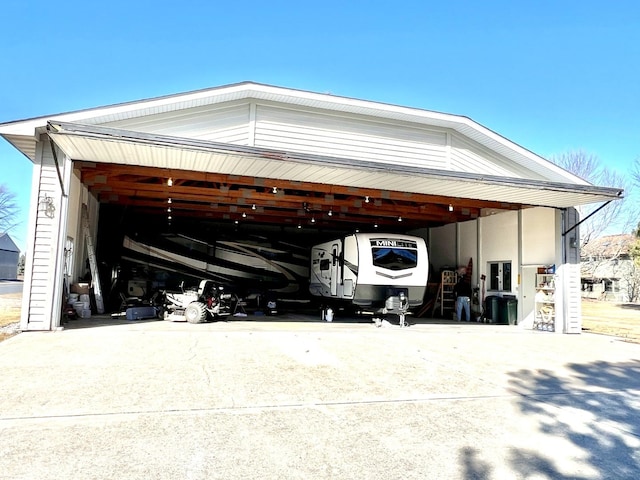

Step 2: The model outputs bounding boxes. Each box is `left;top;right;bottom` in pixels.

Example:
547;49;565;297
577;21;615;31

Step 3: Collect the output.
1;315;639;479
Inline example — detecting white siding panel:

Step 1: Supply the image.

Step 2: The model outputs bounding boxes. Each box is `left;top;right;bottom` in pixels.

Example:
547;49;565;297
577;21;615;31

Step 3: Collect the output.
564;208;582;334
102;103;251;145
450;134;544;179
254;105;448;168
26;141;60;329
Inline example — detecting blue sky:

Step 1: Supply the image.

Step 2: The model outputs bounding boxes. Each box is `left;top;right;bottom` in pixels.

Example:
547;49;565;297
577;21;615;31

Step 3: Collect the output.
1;0;639;251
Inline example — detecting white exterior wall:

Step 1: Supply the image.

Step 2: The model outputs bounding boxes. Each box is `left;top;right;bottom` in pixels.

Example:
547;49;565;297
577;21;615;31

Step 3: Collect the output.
480;211;519;295
450;134;545;179
65;170;100;285
519;208;558;329
428;223;457;274
102;102;251;145
254;104;449;169
521;208;556;265
561;208;582;333
21;138;73;331
98;100;550;181
458;220;478;279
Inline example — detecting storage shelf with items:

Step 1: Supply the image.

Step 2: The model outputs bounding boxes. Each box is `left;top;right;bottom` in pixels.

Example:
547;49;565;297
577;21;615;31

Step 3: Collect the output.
534;273;556;331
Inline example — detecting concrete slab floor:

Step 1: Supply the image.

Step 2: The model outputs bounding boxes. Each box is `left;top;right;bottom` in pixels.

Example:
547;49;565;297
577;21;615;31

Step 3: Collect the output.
1;316;639;479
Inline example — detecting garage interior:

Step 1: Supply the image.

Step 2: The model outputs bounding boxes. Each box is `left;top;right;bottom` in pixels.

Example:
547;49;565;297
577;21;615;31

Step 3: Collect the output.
75;160;523;320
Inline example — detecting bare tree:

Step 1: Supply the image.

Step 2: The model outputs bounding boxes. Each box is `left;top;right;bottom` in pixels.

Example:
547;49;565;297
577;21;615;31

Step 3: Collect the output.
0;184;20;233
548;150;634;247
632;157;640;187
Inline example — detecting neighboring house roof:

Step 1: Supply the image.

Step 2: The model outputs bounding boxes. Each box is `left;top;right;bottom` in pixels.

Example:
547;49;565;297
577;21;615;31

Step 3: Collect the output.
0;233;20;253
581;234;636;259
0;81;624;209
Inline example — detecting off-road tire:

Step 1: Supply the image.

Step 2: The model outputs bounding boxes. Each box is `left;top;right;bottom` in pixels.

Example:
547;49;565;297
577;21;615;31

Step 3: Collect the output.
185;302;208;324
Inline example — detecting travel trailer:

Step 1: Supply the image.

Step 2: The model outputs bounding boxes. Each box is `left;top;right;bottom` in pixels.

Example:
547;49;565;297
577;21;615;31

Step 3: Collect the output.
309;233;429;315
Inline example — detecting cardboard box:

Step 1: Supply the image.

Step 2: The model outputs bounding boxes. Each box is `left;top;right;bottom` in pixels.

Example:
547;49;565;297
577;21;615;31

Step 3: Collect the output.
71;283;90;295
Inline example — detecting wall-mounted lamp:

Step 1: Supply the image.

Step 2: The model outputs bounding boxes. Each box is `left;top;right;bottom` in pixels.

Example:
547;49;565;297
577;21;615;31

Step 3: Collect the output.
328;209;333;217
167;177;173;187
167;198;172;204
398;216;403;222
272;186;278;194
311;216;316;224
167;207;172;213
448;204;454;212
39;194;56;218
242;212;247;218
251;204;256;210
365;196;370;203
168;215;172;221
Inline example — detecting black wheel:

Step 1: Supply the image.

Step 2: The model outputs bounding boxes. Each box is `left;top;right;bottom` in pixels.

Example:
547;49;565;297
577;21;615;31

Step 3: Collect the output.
185;302;207;324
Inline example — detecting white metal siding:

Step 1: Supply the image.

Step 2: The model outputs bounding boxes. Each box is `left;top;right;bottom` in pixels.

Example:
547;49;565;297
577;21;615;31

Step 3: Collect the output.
450;134;545;179
102;103;251;145
254;105;449;168
26;142;60;329
564;208;582;333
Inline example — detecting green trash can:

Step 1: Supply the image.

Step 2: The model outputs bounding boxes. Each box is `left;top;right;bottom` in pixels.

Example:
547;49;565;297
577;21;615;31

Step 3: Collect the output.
484;296;500;323
498;296;518;325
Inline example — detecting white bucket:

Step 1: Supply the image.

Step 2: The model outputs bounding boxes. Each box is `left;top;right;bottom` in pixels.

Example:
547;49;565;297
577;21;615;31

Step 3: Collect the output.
79;294;90;303
80;309;92;318
325;308;333;322
73;301;84;313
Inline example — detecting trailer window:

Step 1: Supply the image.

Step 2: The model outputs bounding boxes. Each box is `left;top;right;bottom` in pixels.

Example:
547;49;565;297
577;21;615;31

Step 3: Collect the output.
372;247;418;270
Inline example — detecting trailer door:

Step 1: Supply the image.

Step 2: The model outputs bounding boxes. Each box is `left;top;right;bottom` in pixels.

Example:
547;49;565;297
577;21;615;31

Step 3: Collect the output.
331;243;339;296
